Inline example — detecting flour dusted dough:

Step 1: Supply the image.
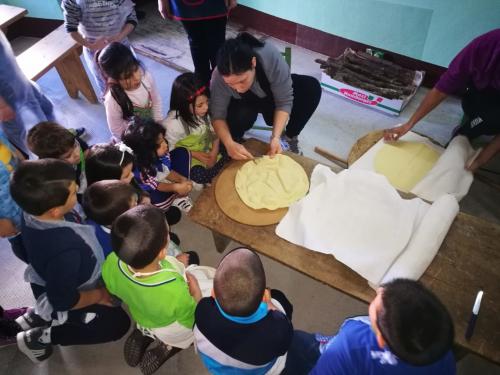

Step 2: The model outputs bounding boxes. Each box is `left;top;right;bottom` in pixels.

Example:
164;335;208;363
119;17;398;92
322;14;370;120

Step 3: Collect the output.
235;154;309;210
374;141;440;192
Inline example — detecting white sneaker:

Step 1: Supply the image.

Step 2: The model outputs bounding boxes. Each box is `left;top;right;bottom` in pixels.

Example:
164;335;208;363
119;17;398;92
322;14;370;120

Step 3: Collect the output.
191;182;204;191
280;135;303;155
172;196;193;213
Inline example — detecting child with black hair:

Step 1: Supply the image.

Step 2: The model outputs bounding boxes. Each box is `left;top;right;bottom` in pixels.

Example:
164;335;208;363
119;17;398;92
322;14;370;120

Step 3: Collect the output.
85;142;183;243
123;118;195;212
28;121;89;194
194;247;294;374
102;205;203;374
286;278;456;375
83;180;138;258
98;42;162;140
163;72;227;184
10;159;130;363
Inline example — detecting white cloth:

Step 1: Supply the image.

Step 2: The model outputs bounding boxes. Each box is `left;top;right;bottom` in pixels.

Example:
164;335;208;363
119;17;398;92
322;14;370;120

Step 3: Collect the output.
411;136;477;202
349;132;476;202
275;166;459;286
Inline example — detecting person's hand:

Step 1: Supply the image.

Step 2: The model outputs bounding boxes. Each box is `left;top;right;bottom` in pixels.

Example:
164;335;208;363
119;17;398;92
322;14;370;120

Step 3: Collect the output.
186;272;202;302
227;142;254;160
0;103;15;121
158;0;172;19
87;37;109;51
194;152;212;166
0;219;18;237
267;136;282;157
176;253;190;267
206;151;218;168
175;180;193;196
226;0;238;10
97;287;114;306
383;122;413;142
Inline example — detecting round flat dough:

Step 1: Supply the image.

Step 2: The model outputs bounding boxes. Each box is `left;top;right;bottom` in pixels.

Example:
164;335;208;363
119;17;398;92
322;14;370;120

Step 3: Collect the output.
374;141;440;192
235;154;309;210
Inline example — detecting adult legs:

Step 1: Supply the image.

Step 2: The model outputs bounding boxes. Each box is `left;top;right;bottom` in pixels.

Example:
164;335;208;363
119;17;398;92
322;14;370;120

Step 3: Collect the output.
30;83;55;122
285;74;322;138
50;304;130;346
83;47;106;99
182;20;211;85
205;17;227;81
225;99;260;140
457;87;500;139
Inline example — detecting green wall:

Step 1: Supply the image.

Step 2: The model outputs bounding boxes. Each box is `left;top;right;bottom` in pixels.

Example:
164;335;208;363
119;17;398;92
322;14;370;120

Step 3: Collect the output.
1;0;63;20
239;0;500;67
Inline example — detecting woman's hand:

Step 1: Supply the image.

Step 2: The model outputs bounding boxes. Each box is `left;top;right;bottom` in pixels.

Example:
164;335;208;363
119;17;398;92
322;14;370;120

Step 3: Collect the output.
267;136;282;157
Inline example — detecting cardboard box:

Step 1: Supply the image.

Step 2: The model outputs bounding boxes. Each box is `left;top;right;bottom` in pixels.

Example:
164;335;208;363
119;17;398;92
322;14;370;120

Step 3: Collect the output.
320;70;424;116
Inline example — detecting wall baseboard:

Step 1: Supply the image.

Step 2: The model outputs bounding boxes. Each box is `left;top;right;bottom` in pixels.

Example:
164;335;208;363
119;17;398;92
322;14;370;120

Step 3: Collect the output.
231;5;445;87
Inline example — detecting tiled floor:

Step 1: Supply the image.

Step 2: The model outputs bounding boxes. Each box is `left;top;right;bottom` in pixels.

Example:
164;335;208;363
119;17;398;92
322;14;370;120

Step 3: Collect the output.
0;3;499;374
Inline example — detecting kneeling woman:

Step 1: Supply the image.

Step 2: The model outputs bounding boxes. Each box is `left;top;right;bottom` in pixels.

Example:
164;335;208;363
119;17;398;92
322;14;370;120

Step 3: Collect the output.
210;32;321;159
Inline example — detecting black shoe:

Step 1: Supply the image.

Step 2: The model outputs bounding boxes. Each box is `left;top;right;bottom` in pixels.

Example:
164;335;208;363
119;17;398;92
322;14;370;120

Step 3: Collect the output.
15;309;50;331
68;127;86;138
139;342;181;375
185;251;200;266
124;328;155;367
169;232;180;246
17;327;53;363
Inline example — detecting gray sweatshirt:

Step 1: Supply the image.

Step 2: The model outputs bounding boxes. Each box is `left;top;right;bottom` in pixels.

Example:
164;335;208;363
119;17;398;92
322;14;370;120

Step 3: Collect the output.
210;42;294;121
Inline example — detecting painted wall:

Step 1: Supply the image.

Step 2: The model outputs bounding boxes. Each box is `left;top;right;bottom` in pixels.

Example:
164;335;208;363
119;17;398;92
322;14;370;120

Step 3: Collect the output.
239;0;500;67
1;0;63;20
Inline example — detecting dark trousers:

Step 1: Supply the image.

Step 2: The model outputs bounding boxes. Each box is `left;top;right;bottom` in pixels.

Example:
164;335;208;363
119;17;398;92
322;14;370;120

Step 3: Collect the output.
226;74;322;140
283;330;321;375
456;87;500;139
51;304;130;346
181;17;227;86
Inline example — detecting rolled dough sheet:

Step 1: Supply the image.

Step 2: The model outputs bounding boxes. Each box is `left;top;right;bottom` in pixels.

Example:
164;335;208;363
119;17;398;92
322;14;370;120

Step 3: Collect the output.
235;154;309;210
374;141;440;192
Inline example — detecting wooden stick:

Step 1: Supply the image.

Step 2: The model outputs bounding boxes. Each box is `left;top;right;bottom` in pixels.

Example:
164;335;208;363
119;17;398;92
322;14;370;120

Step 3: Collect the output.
314;146;348;168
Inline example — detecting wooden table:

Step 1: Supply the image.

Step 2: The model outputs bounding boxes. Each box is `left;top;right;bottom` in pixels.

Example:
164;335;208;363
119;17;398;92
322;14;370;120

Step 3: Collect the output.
0;4;27;30
189;138;500;365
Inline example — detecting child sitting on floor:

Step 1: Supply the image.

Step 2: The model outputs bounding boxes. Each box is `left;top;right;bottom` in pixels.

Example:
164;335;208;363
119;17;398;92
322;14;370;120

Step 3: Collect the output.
194;247;294;374
163;72;226;184
28;121;89;195
85;142;183;244
10;159;130;363
286;278;456;375
123;118;195;212
98;42;162;140
102;205;202;374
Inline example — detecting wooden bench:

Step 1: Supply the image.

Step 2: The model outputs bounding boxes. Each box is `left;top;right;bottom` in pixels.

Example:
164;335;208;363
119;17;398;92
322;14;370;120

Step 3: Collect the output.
0;4;27;31
16;24;98;104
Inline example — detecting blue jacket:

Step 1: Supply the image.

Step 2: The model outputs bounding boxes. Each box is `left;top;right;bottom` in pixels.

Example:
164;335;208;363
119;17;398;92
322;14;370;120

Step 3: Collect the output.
168;0;227;21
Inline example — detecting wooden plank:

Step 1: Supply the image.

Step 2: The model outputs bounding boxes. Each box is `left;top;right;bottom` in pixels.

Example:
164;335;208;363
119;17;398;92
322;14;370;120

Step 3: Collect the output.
189;138;500;365
0;4;27;30
16;25;97;104
16;25;78;81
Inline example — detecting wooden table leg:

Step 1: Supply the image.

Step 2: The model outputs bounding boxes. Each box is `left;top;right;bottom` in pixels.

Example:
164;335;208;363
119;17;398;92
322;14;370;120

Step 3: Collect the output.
55;49;98;104
212;231;231;253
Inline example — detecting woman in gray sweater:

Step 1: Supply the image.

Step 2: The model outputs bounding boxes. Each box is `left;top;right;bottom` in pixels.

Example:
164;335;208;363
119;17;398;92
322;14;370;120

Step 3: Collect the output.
210;33;321;159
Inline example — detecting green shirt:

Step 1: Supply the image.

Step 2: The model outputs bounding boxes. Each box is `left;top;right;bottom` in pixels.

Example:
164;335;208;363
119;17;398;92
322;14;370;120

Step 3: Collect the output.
102;252;196;329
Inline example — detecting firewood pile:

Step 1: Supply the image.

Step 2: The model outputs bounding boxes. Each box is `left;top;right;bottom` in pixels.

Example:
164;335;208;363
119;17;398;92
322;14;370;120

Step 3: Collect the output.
316;49;421;100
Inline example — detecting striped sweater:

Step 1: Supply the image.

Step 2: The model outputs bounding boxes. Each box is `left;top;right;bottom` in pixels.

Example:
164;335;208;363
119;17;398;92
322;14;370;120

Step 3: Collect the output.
61;0;138;39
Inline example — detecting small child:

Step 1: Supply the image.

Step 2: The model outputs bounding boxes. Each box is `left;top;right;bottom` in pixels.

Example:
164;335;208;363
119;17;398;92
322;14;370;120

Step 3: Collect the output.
194;247;294;374
102;205;202;373
123;118;195;212
10;159;130;363
163;72;227;184
61;0;138;97
82;179;138;258
98;42;162;140
27;121;89;195
287;278;456;375
85;142;183;244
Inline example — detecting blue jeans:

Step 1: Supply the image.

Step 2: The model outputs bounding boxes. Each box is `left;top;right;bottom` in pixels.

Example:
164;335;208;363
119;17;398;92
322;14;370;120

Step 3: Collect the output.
283;330;321;375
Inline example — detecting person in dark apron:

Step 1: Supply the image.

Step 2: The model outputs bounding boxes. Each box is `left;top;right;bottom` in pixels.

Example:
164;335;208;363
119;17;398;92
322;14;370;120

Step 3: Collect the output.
210;32;322;159
158;0;237;86
384;29;500;172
